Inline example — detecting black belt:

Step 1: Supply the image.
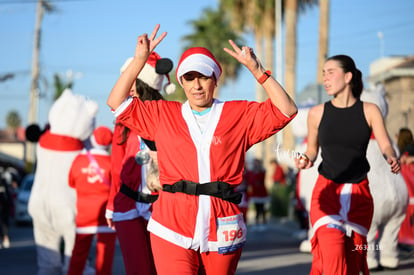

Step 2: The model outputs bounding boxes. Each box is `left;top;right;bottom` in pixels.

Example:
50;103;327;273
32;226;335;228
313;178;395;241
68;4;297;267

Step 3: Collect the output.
120;184;159;203
162;180;242;204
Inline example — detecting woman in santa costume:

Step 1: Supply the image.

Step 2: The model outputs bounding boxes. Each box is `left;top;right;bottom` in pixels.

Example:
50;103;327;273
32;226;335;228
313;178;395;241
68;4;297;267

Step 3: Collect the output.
68;126;115;275
295;55;400;275
107;24;297;275
105;51;174;275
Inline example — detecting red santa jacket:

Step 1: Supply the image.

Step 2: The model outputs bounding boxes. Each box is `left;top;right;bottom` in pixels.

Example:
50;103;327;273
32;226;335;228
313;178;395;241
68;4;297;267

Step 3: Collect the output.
114;97;295;253
69;148;114;234
105;122;151;222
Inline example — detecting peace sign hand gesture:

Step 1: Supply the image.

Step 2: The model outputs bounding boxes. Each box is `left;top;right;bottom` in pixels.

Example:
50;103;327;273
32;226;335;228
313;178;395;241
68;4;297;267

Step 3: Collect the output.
224;40;264;77
134;24;167;62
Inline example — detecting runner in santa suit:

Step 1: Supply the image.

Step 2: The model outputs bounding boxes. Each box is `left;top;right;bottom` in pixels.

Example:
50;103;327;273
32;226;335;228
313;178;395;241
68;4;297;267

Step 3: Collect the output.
295;55;400;275
105;52;174;275
107;24;297;275
68;126;115;275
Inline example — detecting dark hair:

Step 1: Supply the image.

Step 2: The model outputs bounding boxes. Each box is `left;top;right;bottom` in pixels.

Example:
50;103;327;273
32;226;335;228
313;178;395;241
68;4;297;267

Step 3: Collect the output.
135;79;164;101
327;55;364;99
397;127;414;153
117;79;164;145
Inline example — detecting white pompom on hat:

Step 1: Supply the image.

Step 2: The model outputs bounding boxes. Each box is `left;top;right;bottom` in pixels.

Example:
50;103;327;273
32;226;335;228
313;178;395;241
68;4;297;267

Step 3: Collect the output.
120;52;176;94
90;126;113;150
176;47;222;85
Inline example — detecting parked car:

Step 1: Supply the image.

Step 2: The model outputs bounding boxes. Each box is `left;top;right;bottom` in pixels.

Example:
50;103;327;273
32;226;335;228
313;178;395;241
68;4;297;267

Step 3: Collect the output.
14;173;34;225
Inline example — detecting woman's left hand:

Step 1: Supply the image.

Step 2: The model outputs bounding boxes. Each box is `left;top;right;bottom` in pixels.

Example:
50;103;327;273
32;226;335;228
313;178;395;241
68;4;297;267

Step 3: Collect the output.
224;40;262;75
134;24;167;62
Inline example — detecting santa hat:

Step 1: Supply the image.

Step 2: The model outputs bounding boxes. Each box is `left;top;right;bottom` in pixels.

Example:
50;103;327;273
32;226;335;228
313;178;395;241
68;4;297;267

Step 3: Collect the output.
176;47;222;85
90;126;113;150
120;52;176;94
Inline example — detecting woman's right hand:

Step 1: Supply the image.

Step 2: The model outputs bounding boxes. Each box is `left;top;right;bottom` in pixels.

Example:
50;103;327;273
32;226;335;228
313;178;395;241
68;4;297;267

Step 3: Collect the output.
295;153;314;170
134;24;167;62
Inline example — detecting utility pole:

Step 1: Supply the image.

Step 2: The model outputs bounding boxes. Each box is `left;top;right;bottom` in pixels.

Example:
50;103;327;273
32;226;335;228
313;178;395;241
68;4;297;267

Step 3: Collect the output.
27;0;44;164
275;0;283;146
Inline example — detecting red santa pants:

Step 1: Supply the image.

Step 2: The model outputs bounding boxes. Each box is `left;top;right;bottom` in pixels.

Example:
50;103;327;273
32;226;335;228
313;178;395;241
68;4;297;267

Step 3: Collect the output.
115;218;156;275
150;233;242;275
68;232;116;275
309;175;373;275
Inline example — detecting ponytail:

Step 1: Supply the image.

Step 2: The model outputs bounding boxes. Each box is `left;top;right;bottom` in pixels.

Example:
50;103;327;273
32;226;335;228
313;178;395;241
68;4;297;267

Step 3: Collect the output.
327;55;364;98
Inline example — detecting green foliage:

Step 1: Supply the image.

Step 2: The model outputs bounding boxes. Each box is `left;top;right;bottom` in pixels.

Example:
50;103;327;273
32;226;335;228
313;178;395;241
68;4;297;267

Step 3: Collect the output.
53;73;73;101
6;110;21;130
163;69;187;102
182;7;245;87
270;183;293;217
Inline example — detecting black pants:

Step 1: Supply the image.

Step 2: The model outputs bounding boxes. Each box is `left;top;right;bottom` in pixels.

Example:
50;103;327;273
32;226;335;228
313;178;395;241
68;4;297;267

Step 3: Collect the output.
254;203;266;224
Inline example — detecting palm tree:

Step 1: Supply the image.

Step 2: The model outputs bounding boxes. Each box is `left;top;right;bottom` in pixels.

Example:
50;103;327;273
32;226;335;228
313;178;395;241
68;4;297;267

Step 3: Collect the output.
317;0;330;84
6;110;22;140
219;0;276;183
182;7;245;97
284;0;318;151
52;73;73;101
220;0;317;189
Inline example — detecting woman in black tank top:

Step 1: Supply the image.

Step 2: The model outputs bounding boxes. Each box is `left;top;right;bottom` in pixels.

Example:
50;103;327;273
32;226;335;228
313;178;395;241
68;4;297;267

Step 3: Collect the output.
295;55;400;275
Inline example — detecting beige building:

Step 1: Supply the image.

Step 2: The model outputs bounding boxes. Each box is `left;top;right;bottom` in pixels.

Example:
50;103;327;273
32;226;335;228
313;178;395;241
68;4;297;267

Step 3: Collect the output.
369;55;414;143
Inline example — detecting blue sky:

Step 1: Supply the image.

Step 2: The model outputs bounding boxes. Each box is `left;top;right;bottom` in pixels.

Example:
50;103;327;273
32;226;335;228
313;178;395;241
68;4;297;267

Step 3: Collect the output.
1;0;413;130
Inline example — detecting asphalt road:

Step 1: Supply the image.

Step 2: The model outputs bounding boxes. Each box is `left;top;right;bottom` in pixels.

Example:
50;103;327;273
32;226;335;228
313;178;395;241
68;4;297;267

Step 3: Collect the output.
1;218;414;275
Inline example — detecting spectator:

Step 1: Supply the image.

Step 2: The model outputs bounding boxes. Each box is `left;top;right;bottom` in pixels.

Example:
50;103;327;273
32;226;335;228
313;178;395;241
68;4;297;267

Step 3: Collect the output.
397;127;414;164
0;167;13;249
246;159;269;230
270;158;286;185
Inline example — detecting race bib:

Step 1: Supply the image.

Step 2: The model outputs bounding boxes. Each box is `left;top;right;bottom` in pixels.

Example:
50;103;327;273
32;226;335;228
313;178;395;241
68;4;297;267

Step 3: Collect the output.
216;213;246;254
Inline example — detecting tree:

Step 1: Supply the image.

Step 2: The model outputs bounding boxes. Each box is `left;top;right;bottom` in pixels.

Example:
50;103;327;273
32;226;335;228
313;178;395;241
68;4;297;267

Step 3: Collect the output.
219;0;317;189
219;0;276;185
317;0;330;84
284;0;318;150
181;7;245;97
6;110;22;139
52;73;73;101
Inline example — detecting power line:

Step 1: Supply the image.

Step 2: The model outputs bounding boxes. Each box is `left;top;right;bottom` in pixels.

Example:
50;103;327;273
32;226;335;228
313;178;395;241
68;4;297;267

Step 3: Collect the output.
0;0;95;4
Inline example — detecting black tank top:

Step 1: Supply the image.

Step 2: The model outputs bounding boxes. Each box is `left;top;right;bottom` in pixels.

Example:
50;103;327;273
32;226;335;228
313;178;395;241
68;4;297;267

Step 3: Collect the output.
318;100;371;183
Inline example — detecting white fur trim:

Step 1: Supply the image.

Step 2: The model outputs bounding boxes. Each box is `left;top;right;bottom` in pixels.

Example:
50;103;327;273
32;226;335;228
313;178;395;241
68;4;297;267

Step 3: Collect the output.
164;83;176;94
148;218;193;249
311;184;369;238
112;97;133;117
105;209;113;219
177;53;221;85
90;135;110;150
138;63;163;91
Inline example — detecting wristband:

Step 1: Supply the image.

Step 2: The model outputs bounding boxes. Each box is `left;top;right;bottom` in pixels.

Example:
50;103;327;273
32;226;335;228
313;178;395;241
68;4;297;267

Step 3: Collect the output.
257;70;271;84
